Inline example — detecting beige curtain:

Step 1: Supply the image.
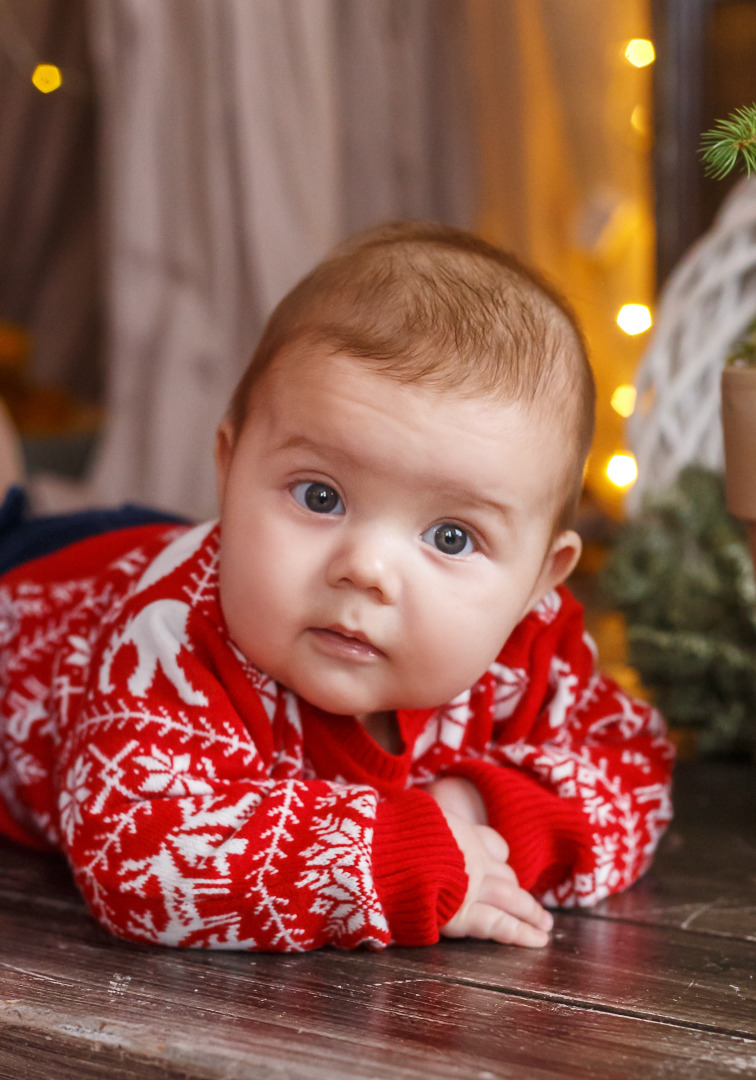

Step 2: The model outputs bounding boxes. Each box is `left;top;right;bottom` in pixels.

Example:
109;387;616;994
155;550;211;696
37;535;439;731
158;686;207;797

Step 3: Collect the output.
1;1;652;518
86;0;474;519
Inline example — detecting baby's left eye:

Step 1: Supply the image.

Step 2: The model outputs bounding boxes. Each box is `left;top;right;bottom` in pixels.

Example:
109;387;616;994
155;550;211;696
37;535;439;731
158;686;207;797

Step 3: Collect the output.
421;523;475;557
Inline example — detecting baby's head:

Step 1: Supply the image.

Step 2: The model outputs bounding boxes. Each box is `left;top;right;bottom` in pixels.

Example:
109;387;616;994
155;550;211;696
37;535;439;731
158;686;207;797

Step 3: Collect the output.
215;222;595;718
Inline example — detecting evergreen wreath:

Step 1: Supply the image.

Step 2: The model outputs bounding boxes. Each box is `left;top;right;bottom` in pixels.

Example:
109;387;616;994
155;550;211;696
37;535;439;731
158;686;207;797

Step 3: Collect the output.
601;466;756;758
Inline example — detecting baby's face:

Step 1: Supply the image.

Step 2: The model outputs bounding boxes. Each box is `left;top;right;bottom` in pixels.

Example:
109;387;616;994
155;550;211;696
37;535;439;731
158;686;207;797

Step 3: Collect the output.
215;342;581;719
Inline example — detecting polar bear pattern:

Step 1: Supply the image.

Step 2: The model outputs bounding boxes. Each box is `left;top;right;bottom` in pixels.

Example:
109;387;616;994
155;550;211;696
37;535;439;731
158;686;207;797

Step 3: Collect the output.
99;599;209;707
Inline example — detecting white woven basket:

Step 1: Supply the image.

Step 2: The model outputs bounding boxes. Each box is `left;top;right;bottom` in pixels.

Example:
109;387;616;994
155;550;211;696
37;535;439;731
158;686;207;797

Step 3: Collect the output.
627;177;756;512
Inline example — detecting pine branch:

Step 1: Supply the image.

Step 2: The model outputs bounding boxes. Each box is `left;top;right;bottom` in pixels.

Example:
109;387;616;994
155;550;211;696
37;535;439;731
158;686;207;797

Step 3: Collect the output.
700;104;756;179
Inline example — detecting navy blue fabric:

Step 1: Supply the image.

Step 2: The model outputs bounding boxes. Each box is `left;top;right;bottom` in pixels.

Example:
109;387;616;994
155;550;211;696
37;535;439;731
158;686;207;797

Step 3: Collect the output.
0;486;188;578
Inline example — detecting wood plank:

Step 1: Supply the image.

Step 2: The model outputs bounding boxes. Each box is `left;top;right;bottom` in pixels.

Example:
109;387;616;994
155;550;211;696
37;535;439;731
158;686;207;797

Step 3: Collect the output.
1;909;755;1080
0;884;754;1044
1;762;754;1078
584;762;756;939
0;843;79;911
376;925;756;1037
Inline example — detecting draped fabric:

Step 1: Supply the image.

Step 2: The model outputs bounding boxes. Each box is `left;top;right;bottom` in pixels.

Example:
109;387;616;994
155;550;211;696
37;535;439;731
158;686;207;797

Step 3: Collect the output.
1;1;653;519
86;0;475;519
0;0;101;401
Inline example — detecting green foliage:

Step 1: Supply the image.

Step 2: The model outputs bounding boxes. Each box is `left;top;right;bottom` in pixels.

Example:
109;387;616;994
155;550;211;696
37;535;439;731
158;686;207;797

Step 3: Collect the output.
726;316;756;368
701;105;756;367
601;467;756;757
701;104;756;180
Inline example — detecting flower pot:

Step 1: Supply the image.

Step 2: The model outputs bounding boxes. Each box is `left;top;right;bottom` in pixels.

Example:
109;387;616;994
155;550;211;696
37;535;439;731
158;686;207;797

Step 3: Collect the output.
721;366;756;570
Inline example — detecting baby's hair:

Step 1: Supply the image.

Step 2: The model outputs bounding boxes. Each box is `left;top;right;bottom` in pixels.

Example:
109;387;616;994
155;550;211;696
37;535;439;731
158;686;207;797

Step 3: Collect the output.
228;221;595;529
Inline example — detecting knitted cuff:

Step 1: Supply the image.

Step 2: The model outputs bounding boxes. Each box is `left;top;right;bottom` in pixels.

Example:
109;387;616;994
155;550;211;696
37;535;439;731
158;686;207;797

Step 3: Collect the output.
372;789;467;945
445;760;592;893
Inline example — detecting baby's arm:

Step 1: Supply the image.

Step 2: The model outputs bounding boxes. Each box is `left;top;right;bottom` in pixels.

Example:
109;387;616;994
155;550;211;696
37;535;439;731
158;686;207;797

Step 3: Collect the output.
425;777;553;947
439;588;675;908
58;599;471;951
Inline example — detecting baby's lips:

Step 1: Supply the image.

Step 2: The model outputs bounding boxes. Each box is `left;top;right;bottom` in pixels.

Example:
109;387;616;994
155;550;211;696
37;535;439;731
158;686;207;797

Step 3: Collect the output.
325;623;377;648
309;625;386;659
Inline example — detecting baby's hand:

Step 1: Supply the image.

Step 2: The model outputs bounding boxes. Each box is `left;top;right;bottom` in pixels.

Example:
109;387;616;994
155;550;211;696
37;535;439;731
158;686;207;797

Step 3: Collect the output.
424;777;553;948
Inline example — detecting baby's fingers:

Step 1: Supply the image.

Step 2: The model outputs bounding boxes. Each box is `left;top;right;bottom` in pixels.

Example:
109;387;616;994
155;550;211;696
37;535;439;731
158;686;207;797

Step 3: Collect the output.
476;824;510;865
473;905;551;948
481;876;554;935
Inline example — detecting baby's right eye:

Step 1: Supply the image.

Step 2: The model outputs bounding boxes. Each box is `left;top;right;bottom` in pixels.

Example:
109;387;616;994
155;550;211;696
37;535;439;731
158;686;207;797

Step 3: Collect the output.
291;481;345;515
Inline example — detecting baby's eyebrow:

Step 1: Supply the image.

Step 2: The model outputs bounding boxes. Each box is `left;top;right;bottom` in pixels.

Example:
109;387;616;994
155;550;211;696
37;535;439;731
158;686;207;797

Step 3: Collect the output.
276;434;319;453
433;485;515;523
273;433;368;473
276;433;515;522
275;433;345;460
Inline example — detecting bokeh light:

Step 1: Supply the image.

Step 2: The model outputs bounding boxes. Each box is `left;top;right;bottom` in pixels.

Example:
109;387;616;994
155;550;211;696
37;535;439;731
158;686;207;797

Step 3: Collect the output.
624;39;655;68
616;304;652;335
606;453;638;488
32;64;62;93
610;384;637;418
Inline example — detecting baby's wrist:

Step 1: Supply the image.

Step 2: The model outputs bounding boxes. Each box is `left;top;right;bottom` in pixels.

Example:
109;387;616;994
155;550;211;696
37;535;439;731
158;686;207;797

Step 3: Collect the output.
423;776;488;827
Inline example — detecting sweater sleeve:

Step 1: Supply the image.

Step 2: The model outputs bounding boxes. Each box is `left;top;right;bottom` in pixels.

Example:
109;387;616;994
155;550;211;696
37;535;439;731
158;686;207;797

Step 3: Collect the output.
445;588;675;907
57;599;465;951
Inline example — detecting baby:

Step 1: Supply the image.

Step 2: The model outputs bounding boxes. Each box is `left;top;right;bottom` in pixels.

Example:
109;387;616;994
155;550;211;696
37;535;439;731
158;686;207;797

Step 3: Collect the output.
0;222;674;952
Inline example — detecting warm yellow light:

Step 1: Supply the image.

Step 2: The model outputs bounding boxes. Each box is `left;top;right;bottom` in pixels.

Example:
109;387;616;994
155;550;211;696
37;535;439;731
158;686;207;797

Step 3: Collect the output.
606;453;638;488
630;104;648;136
616;304;652;335
32;64;62;93
625;39;655;68
611;384;637;418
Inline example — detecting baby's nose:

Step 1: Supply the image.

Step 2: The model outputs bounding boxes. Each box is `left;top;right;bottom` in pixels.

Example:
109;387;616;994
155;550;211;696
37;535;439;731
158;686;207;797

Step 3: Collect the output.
325;529;401;604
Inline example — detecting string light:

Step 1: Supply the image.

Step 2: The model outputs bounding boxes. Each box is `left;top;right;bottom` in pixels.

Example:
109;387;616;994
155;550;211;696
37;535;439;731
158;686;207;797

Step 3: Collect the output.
630;104;648;136
606;453;638;489
610;384;637;418
32;64;62;93
624;39;655;68
616;303;652;335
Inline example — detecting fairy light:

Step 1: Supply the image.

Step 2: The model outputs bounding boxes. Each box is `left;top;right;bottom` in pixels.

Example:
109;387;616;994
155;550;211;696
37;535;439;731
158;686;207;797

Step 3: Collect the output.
624;39;655;68
616;303;652;335
631;104;648;136
606;453;638;489
611;384;637;418
32;64;62;93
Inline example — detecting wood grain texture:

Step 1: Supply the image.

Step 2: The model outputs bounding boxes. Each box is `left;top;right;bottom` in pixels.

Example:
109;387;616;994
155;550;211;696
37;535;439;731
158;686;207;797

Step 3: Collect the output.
0;762;754;1079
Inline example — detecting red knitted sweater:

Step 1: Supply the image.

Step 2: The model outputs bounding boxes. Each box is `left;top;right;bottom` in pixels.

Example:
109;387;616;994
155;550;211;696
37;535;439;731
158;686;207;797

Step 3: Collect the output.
0;521;674;950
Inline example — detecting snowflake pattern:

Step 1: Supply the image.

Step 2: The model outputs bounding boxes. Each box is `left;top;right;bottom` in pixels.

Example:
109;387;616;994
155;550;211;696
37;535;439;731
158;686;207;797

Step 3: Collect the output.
59;758;92;845
133;747;215;796
298;789;389;946
0;523;674;948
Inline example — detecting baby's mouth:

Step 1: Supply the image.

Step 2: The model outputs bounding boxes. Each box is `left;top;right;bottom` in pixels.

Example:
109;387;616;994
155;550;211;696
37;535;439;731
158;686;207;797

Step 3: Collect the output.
309;625;385;660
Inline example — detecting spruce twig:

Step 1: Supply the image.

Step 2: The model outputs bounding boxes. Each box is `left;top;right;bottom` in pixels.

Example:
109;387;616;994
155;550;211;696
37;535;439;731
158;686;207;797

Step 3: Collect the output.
700;104;756;179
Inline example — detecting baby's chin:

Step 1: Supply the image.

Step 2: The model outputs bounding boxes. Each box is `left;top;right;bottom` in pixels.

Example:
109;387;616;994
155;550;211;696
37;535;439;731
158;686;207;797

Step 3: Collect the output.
291;681;446;719
276;673;392;718
272;659;464;718
294;686;395;718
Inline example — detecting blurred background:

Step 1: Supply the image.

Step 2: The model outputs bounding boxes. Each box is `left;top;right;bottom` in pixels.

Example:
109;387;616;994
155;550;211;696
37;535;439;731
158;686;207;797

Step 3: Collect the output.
0;0;754;523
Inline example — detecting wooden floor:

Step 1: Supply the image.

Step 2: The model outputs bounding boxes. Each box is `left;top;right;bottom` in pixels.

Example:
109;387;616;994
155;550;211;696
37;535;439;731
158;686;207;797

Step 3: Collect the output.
0;761;752;1079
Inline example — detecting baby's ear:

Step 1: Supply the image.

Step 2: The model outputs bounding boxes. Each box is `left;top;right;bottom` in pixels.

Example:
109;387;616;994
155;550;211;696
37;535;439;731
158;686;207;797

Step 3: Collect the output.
214;418;235;509
529;529;583;609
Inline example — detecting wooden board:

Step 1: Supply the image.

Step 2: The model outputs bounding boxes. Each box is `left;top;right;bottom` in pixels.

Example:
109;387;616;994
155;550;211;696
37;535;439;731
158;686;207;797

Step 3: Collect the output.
0;762;754;1079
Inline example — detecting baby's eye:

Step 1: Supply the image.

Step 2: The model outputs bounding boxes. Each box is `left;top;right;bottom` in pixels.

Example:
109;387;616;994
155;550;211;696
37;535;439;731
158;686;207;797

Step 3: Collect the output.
292;481;345;515
421;523;475;557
